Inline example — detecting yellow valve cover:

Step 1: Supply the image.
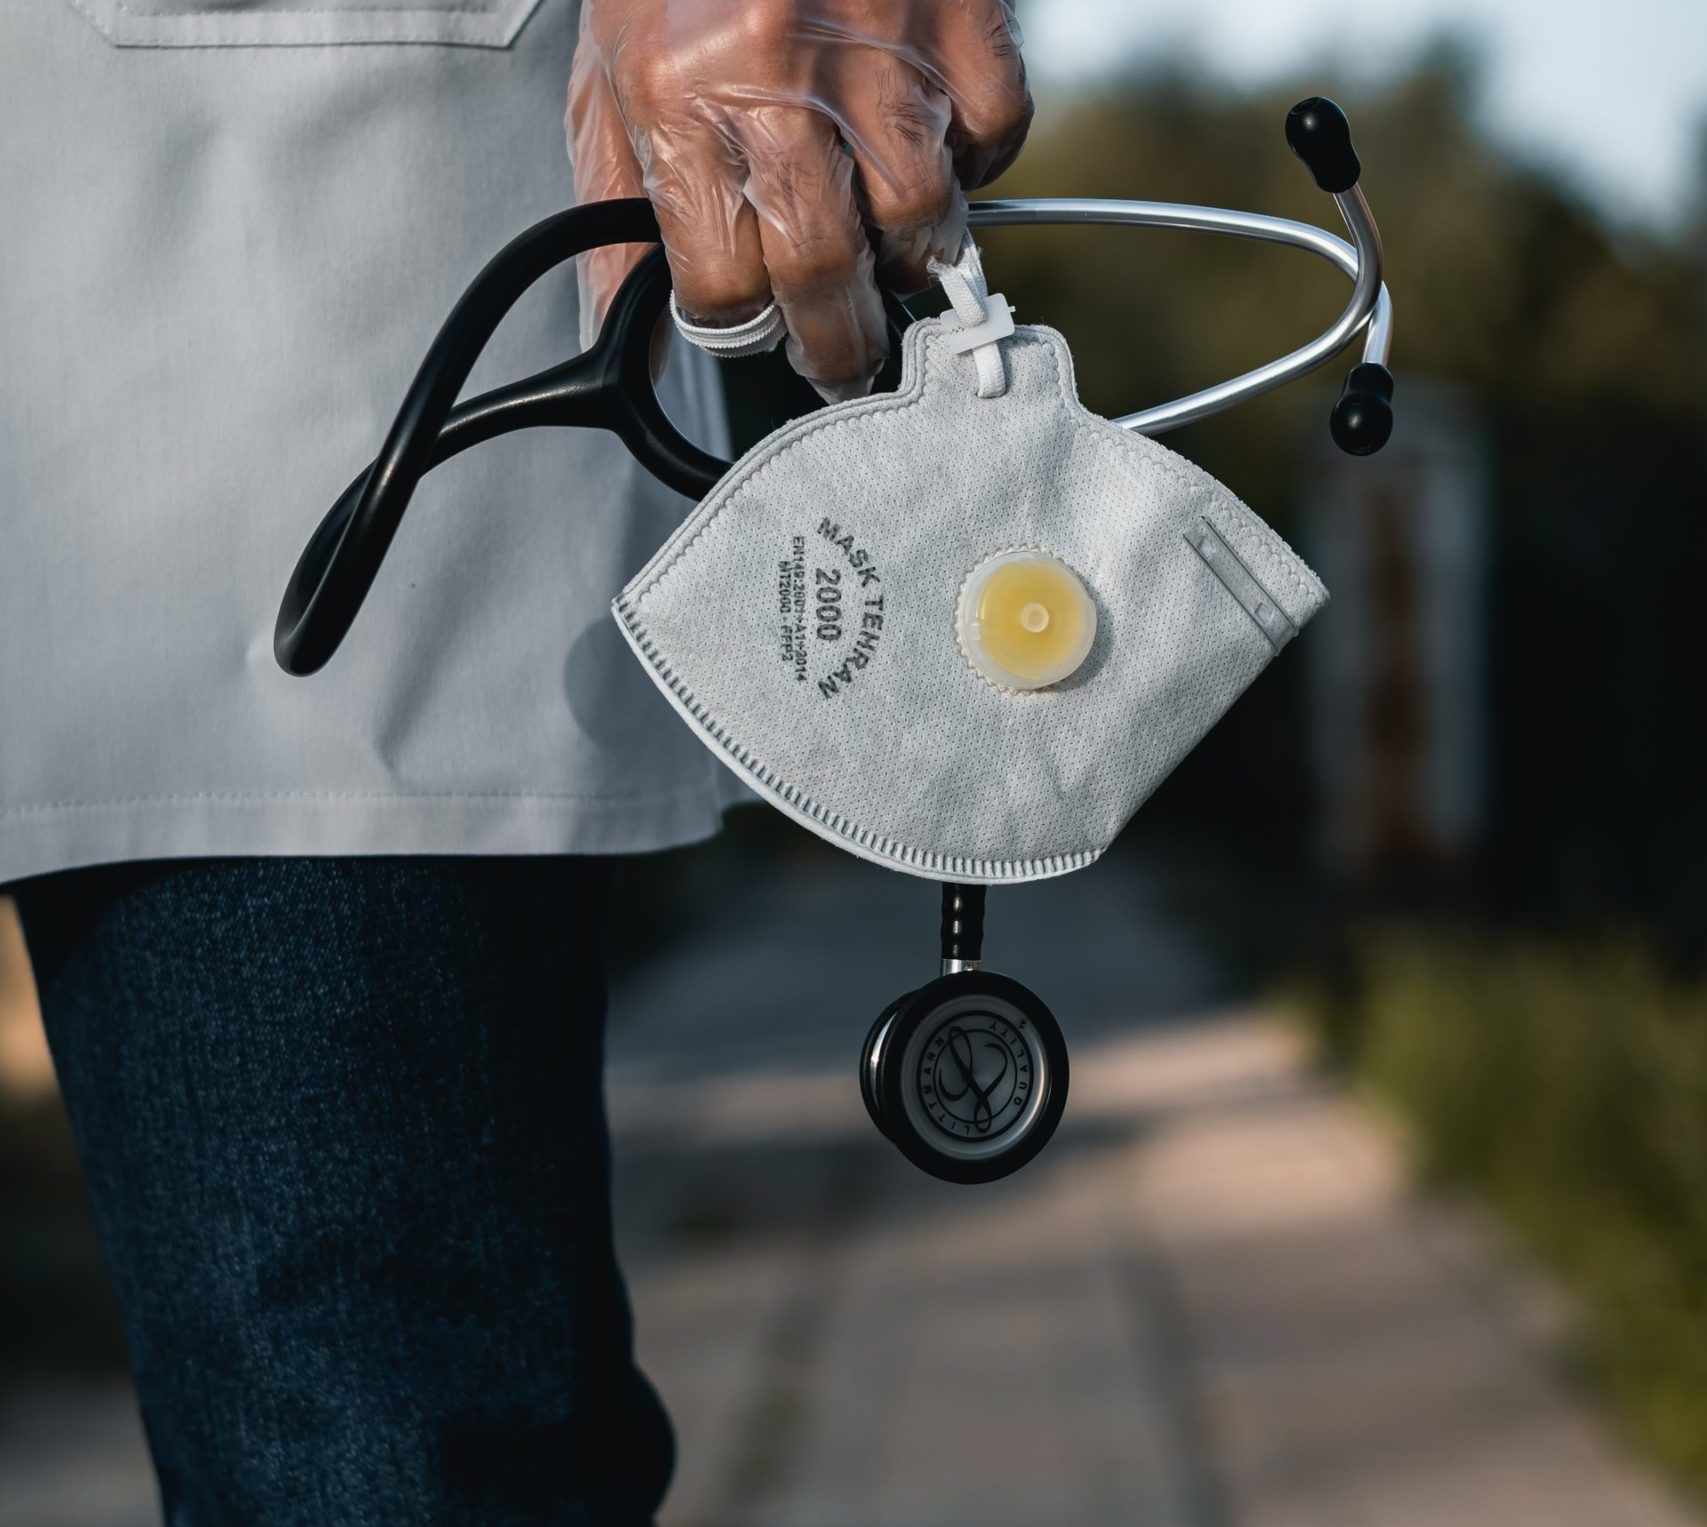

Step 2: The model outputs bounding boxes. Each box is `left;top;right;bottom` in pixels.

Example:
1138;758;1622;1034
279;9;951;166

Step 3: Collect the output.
956;550;1097;691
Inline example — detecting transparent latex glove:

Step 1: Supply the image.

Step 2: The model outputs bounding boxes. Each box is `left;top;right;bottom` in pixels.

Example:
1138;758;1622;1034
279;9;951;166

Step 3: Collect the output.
567;0;1031;401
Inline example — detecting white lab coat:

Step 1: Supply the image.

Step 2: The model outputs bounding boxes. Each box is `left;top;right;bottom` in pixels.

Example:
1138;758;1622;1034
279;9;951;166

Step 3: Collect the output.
0;0;736;884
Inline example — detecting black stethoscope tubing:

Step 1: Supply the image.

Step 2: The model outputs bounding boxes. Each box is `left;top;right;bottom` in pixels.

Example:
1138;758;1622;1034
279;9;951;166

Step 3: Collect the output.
273;197;912;677
275;199;707;677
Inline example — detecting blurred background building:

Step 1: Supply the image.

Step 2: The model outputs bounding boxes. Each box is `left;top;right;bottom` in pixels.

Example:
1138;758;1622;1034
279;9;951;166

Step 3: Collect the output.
3;0;1705;1521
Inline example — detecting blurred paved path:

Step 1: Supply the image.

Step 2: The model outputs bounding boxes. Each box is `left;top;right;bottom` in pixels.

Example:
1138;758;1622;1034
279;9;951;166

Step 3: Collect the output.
1;854;1698;1525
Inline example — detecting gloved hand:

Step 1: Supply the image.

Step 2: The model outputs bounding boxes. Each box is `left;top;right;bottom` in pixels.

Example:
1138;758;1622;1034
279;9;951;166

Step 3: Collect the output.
567;0;1032;401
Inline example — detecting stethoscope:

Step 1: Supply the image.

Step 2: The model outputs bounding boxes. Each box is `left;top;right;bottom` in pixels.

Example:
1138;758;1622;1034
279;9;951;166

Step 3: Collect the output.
276;97;1393;1184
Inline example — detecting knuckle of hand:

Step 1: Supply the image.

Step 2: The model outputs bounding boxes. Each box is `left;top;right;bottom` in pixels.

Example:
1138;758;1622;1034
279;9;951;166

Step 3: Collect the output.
626;53;680;116
771;238;861;293
739;0;800;55
966;84;1034;149
869;178;952;235
678;268;773;325
981;6;1024;65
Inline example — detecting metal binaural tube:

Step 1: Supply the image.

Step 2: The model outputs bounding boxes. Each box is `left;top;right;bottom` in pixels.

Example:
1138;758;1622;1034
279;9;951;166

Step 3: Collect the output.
965;191;1392;436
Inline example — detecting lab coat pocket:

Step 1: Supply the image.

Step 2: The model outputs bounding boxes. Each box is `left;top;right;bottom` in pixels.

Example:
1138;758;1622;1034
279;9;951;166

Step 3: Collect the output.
61;0;546;48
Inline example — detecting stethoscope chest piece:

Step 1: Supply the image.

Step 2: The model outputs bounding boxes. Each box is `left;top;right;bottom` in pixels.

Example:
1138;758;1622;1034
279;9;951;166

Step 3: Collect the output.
861;888;1069;1184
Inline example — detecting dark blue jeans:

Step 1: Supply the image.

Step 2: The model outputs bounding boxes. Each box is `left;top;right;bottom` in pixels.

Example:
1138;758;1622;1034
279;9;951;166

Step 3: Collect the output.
14;857;672;1526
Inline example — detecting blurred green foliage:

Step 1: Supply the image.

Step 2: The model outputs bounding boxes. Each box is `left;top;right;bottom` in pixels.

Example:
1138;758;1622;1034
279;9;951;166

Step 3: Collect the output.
1306;934;1707;1489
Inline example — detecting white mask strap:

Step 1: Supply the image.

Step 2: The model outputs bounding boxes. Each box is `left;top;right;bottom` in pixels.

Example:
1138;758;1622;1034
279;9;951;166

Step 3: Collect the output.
668;292;787;358
928;235;1013;399
668;233;1013;395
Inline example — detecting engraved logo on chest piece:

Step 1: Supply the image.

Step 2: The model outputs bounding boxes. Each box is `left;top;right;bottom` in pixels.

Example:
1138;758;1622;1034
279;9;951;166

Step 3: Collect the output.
915;1010;1034;1140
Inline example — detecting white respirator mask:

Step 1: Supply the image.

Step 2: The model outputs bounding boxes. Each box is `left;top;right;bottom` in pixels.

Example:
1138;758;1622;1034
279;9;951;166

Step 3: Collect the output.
618;237;1327;883
276;97;1396;1183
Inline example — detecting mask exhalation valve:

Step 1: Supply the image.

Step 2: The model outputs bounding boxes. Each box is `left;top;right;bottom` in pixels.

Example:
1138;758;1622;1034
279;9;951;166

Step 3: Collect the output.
956;549;1097;692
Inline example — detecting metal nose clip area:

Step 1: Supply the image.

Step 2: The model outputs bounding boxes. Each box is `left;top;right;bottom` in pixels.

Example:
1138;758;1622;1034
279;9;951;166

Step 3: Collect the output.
274;98;1394;1184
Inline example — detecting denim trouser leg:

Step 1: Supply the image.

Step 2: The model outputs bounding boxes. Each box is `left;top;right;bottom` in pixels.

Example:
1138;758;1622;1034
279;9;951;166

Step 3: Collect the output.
15;857;673;1527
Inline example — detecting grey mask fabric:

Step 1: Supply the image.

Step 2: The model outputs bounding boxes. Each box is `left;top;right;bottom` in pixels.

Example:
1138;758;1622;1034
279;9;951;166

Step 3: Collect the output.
615;257;1328;884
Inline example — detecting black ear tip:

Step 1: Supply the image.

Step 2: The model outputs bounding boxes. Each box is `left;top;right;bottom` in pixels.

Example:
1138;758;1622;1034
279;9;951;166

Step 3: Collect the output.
1330;363;1394;456
1286;96;1362;193
1287;97;1350;148
1331;393;1393;456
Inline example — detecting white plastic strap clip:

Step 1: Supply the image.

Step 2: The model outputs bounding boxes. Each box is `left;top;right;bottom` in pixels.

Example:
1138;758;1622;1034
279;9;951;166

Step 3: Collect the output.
942;301;1016;356
928;235;1011;399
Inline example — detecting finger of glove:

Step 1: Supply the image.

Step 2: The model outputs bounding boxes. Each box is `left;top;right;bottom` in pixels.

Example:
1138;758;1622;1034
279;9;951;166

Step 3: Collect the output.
737;105;889;403
639;120;775;337
566;41;653;347
832;50;967;292
927;0;1033;188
